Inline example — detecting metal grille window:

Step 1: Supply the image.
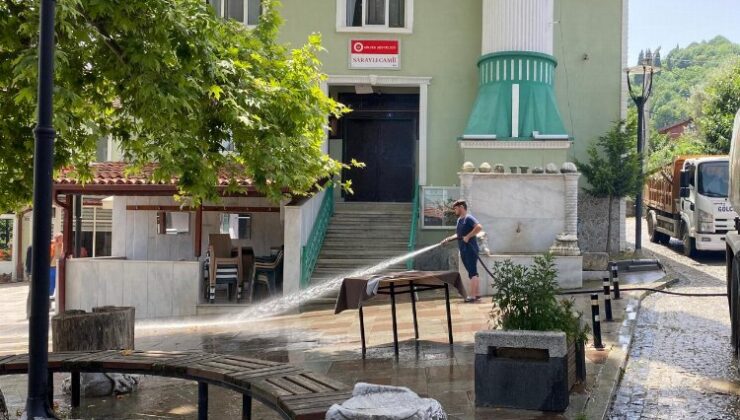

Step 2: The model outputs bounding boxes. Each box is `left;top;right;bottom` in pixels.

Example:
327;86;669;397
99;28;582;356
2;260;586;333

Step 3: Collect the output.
72;207;113;257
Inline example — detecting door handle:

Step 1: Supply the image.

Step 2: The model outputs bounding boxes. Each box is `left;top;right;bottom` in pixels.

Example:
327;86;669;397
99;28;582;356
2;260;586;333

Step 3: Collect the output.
690;203;695;211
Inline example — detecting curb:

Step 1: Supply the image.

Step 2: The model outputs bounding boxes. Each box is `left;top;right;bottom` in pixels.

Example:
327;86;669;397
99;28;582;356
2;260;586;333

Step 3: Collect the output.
582;277;679;419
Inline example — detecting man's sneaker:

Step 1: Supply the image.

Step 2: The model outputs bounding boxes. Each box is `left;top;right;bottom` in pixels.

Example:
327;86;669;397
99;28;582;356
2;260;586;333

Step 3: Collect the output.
464;297;476;303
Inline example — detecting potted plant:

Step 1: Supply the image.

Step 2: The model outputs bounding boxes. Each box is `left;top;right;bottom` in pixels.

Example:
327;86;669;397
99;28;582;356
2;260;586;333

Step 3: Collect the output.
475;254;588;412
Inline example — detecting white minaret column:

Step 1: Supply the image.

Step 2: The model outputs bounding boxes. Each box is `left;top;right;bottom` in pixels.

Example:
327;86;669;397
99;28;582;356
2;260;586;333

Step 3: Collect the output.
482;0;554;55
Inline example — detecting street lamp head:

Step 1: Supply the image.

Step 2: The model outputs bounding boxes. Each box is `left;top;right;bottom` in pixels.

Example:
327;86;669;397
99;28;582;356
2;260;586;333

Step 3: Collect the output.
625;64;661;75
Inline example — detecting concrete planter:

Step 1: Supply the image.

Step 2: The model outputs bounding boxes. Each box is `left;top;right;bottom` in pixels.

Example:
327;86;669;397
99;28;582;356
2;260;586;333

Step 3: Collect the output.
474;330;585;412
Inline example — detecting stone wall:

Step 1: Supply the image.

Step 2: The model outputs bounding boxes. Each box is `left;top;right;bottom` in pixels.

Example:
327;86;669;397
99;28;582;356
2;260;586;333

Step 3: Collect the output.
578;193;624;255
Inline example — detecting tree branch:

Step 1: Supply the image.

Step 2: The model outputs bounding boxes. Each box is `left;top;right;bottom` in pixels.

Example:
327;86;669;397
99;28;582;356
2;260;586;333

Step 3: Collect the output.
78;9;127;66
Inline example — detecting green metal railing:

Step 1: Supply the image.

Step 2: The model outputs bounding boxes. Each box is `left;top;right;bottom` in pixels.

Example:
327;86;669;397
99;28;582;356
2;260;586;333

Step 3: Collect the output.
406;182;420;270
300;184;334;288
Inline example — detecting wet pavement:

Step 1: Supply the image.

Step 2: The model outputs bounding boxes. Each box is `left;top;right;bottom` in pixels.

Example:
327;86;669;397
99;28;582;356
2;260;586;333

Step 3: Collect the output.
0;277;625;419
609;219;740;419
0;231;677;420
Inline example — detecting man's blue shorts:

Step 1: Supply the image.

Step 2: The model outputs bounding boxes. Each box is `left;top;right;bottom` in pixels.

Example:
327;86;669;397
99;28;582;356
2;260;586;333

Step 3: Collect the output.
460;248;479;278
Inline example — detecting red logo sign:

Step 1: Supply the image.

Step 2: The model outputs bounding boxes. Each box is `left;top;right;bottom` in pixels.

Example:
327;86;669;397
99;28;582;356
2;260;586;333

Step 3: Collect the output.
351;40;399;55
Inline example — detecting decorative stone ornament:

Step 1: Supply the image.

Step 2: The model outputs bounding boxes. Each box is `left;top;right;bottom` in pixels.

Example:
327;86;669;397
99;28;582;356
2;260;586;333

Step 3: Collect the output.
519;166;529;174
532;167;544;174
494;164;505;173
326;383;447;420
509;166;518;174
560;162;578;173
545;163;559;173
462;161;476;172
479;162;493;173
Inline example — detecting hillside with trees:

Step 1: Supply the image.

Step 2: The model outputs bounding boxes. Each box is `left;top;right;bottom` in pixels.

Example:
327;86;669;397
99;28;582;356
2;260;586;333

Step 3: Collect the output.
649;36;740;131
643;36;740;170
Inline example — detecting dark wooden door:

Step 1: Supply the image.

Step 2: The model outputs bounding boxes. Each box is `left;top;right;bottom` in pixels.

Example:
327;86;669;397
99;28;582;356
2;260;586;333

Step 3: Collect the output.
344;118;415;202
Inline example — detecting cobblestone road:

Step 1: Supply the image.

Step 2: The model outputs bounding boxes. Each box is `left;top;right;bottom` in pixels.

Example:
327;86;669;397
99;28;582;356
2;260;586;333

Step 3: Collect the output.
609;219;740;419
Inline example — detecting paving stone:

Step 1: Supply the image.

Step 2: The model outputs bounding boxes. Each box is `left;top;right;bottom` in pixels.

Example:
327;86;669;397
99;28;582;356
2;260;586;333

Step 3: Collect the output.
609;219;740;420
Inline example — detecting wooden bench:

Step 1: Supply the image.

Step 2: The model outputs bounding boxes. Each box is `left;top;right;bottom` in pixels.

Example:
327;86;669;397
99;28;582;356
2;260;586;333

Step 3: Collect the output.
0;350;352;420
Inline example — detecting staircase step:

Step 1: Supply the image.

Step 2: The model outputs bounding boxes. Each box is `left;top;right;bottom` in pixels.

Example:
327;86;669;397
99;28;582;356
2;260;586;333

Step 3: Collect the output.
319;250;410;257
302;201;415;307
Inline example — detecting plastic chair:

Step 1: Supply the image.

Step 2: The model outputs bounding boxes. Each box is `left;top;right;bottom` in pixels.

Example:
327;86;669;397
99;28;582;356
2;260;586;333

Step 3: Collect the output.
207;234;242;303
251;250;284;302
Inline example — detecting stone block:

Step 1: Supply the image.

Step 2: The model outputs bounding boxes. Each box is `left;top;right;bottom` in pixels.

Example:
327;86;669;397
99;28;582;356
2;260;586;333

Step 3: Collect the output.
583;252;610;271
578;193;622;254
474;330;567;357
475;254;583;293
475;330;569;411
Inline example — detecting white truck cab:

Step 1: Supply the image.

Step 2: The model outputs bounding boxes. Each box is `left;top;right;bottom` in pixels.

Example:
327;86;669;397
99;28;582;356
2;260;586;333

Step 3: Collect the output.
679;157;734;252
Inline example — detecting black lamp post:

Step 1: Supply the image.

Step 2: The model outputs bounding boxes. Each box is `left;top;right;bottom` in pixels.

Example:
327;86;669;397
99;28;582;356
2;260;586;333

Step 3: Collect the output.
24;0;58;418
626;51;659;251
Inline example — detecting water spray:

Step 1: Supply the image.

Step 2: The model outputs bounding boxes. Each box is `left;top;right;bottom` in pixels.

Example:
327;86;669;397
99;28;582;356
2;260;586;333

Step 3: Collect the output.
138;243;442;331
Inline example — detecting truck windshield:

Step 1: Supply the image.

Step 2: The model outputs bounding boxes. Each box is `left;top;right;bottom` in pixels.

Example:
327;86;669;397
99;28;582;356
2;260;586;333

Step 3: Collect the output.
698;161;729;198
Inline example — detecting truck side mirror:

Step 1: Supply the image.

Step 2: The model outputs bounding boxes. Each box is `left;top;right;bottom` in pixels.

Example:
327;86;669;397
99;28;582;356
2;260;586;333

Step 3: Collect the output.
680;171;691;187
680;187;690;198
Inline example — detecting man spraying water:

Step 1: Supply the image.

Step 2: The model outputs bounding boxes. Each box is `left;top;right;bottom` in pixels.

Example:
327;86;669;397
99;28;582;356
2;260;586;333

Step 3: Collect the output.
441;200;483;303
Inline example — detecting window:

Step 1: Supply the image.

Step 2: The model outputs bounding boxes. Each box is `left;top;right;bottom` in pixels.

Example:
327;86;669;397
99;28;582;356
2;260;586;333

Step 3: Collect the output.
220;213;252;240
698;161;729;198
421;187;461;229
339;0;412;32
157;212;191;235
209;0;262;26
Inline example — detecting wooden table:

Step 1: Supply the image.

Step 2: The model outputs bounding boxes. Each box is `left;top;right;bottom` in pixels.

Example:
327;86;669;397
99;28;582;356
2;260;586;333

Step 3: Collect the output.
334;271;466;357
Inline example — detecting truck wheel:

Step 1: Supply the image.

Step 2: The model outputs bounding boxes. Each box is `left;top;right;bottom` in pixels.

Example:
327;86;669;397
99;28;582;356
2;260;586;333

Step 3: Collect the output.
682;227;696;257
648;213;660;244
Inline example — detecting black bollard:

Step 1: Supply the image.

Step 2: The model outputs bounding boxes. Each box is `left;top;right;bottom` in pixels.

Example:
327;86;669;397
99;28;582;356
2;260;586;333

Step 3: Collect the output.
603;278;613;322
591;293;604;349
610;263;621;300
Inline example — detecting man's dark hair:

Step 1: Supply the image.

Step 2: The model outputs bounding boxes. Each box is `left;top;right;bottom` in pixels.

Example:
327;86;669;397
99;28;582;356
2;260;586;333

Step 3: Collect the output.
452;200;467;210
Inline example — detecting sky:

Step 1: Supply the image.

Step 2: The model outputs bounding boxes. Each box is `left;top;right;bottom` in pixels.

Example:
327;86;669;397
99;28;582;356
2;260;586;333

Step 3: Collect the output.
629;0;740;65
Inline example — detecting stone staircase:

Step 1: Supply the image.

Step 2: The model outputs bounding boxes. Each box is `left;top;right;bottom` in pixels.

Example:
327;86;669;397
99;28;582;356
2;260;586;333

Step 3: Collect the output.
300;202;412;311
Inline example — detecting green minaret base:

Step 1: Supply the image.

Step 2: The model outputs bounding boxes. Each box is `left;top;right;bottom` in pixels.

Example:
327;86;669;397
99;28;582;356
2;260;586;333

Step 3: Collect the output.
463;51;568;140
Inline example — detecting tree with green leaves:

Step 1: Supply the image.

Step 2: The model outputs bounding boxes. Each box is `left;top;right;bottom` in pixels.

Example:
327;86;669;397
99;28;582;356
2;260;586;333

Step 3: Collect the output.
0;0;349;212
575;121;642;253
696;59;740;153
647;37;740;131
647;130;707;172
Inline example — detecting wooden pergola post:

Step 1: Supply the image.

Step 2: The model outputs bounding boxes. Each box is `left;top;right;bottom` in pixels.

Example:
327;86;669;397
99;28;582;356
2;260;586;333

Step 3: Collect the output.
194;206;203;258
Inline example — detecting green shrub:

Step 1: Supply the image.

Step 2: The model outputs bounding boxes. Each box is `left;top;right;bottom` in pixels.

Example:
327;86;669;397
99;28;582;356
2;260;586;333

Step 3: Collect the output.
489;254;589;343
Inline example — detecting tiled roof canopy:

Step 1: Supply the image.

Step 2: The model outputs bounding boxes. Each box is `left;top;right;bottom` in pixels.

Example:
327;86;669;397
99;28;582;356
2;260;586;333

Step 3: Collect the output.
53;162;262;196
55;162;255;187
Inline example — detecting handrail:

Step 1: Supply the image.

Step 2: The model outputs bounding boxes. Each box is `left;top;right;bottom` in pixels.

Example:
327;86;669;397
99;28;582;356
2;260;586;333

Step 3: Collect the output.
300;184;334;288
406;182;420;270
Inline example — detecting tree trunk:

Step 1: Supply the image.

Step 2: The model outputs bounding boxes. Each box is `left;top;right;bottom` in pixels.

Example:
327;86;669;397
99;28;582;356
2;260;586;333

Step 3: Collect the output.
52;307;138;397
605;195;614;254
52;306;134;352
